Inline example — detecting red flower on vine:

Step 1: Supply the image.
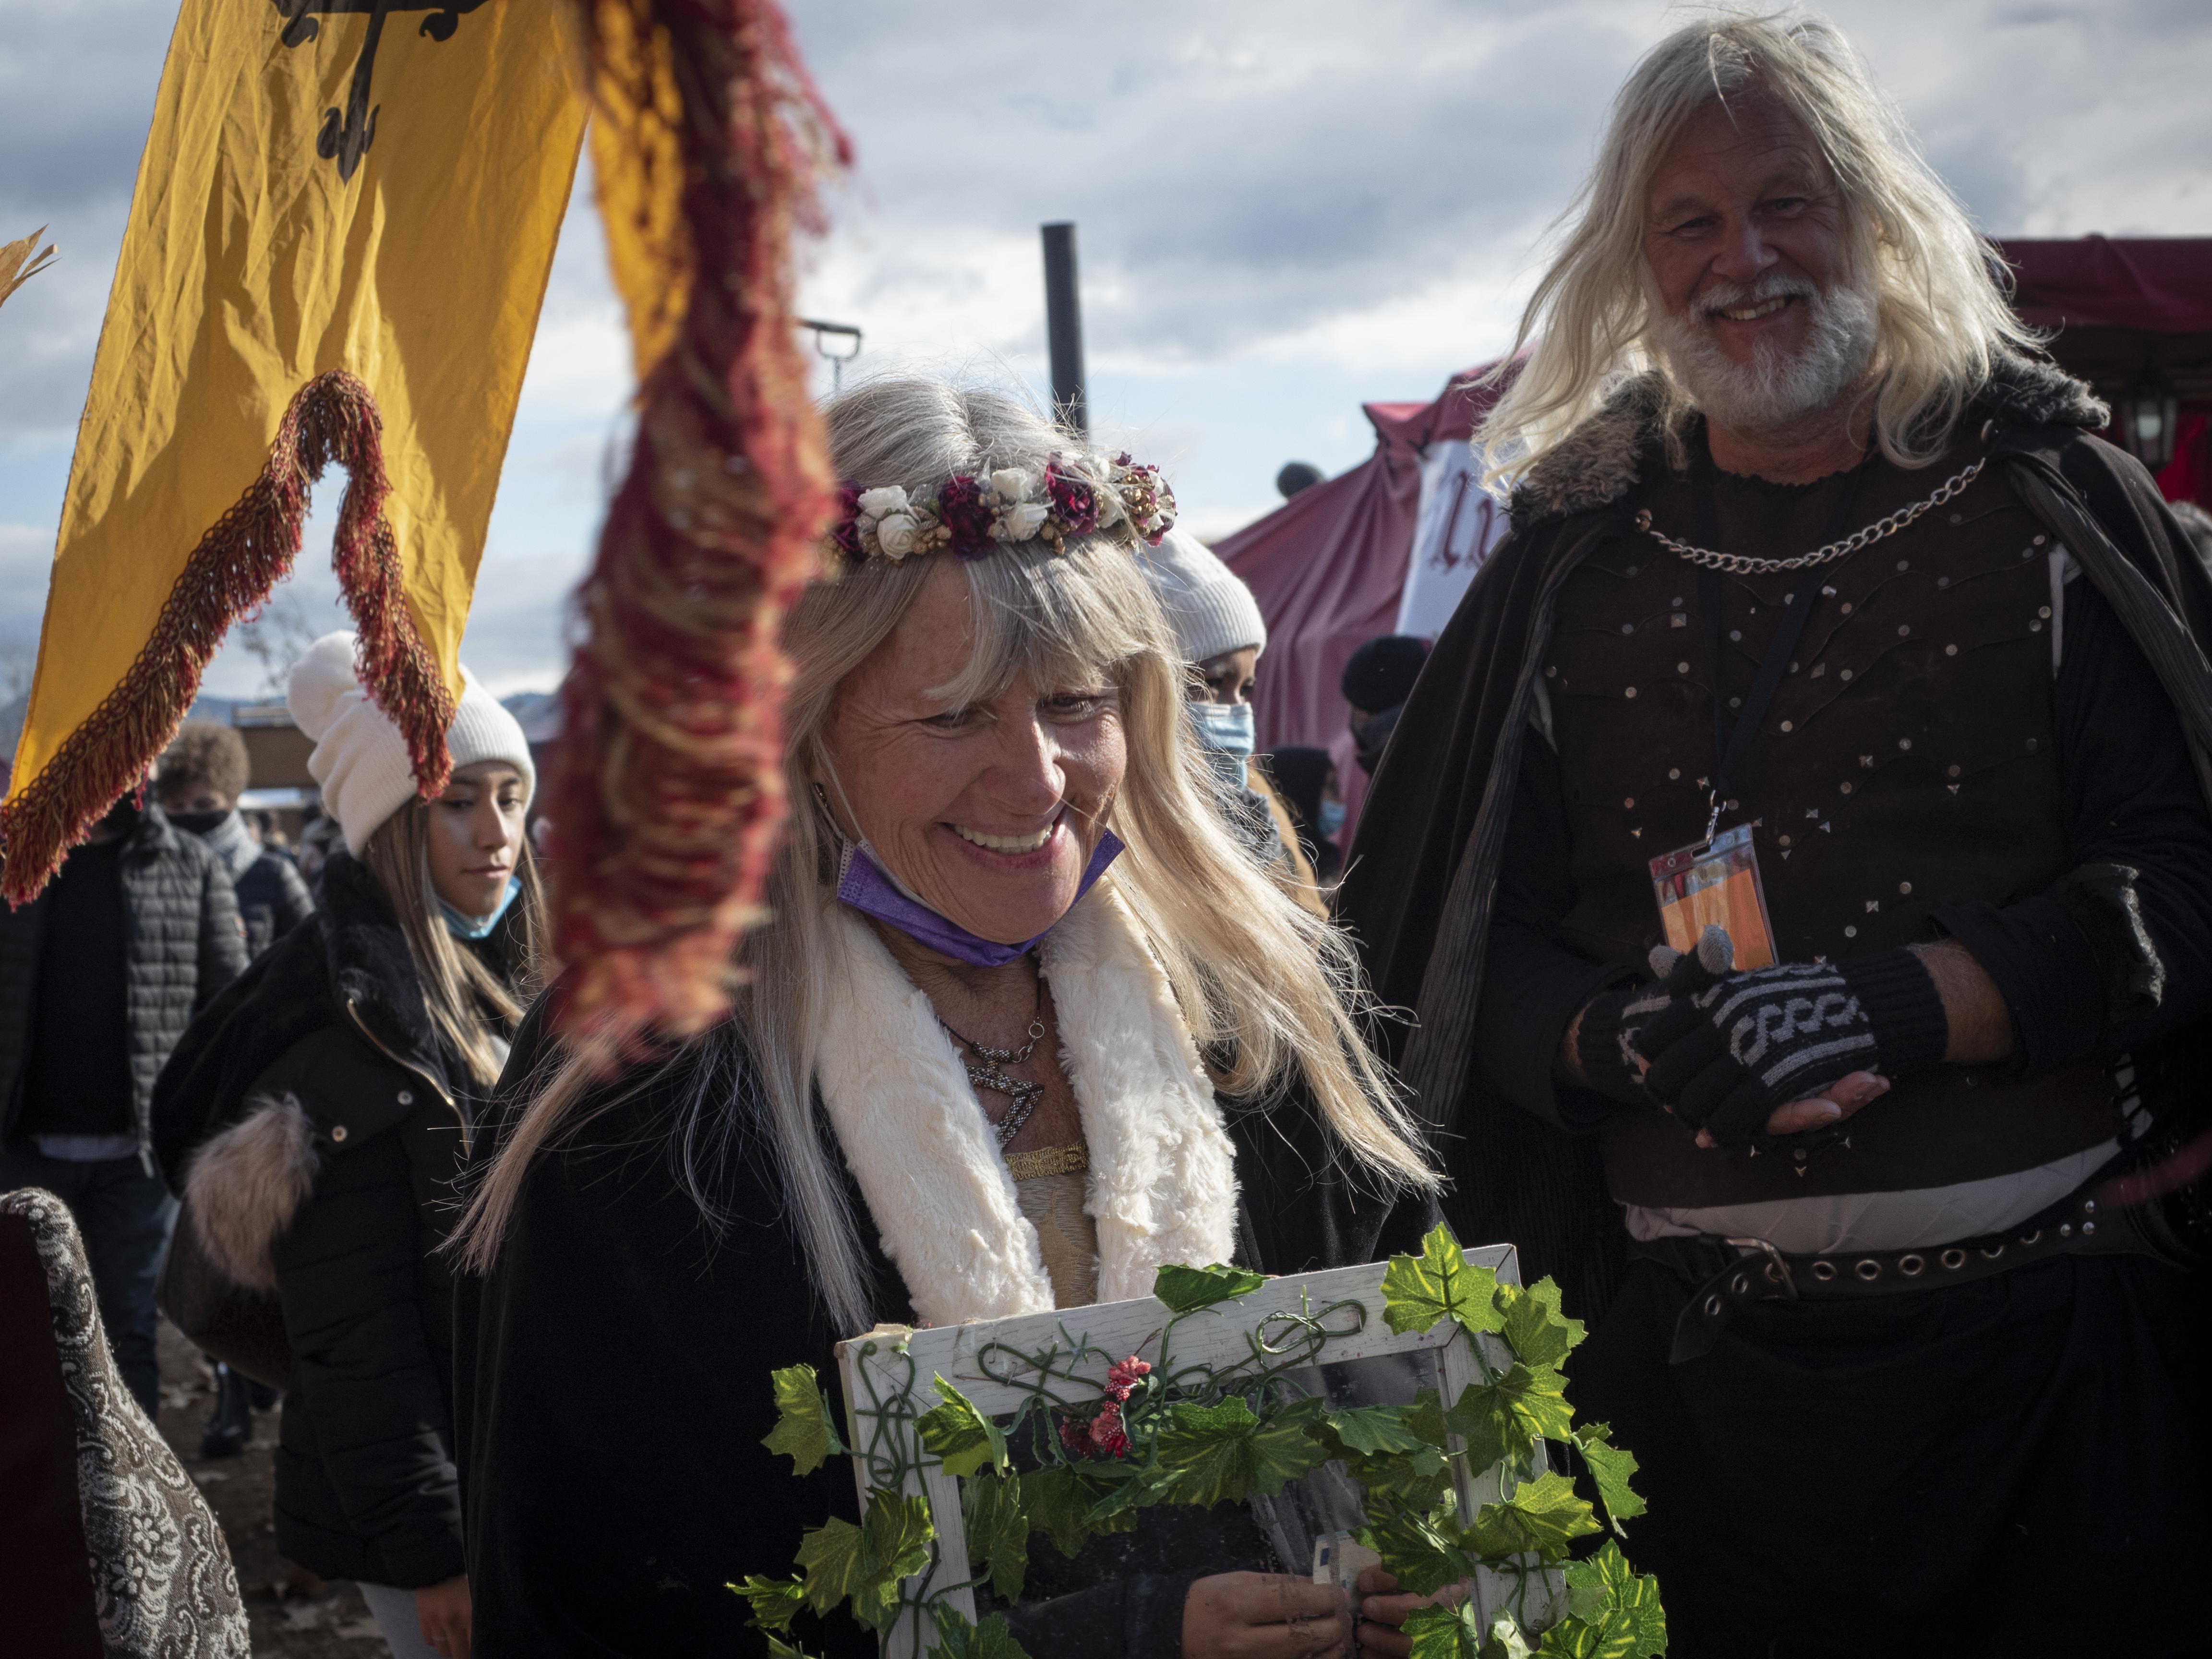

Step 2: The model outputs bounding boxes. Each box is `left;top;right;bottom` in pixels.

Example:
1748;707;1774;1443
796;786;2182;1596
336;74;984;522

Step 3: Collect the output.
1088;1400;1130;1458
1105;1356;1151;1402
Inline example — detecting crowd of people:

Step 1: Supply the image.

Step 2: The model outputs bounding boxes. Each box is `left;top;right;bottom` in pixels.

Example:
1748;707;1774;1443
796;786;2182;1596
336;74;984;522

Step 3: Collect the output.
6;12;2210;1659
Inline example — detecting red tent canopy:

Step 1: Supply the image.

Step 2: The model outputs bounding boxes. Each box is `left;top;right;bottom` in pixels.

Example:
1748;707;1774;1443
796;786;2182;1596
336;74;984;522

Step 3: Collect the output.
1998;236;2212;507
1219;362;1503;757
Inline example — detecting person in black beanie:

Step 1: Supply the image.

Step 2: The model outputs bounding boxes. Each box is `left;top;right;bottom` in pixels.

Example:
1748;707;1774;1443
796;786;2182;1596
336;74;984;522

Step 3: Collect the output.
1339;635;1430;776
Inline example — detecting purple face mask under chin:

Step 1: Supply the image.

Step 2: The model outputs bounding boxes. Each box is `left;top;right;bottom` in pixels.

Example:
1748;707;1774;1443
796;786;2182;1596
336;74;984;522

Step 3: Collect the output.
836;828;1126;967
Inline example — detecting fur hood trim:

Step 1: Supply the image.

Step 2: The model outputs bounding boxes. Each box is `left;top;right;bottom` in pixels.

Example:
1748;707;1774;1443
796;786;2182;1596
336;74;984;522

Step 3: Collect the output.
813;883;1240;1325
184;1095;318;1290
1511;354;2109;524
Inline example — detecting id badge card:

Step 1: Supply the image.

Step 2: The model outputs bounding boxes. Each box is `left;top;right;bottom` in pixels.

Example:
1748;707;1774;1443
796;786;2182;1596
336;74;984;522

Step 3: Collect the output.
1648;822;1777;970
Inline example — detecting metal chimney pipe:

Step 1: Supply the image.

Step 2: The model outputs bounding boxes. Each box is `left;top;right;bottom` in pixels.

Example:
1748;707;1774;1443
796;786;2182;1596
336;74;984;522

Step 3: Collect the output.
1040;222;1088;434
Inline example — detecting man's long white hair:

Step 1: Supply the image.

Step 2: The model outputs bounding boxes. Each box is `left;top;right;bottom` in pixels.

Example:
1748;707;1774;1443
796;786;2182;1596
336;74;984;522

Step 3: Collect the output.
1478;9;2044;486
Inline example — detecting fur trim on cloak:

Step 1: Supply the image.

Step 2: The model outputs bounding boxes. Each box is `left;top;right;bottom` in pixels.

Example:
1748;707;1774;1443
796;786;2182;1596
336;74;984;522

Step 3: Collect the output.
183;1094;318;1291
1510;354;2110;524
812;882;1241;1326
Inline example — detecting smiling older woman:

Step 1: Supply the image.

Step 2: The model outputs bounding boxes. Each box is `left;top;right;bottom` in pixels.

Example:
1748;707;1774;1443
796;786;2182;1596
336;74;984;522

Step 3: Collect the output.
447;381;1440;1659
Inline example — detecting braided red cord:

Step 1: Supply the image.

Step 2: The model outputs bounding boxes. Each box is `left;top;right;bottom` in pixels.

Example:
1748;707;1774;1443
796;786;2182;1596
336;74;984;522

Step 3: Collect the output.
549;0;847;1057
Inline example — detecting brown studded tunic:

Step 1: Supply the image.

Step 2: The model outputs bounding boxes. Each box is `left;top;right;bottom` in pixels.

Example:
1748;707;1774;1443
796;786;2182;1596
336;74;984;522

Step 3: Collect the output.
1527;436;2124;1239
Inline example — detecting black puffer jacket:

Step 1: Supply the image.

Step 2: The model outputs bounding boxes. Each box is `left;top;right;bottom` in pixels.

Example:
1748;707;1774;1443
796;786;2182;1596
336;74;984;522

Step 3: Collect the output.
155;853;524;1588
0;801;248;1155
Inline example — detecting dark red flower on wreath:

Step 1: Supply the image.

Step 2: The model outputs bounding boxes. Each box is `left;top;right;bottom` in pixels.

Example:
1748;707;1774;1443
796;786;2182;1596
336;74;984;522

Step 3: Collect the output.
1088;1401;1130;1458
1045;459;1098;536
1060;1416;1091;1459
1105;1356;1151;1402
937;474;995;557
829;482;864;558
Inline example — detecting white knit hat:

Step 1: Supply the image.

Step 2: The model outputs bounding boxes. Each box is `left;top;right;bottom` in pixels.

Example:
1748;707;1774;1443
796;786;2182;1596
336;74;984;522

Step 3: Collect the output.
1137;526;1268;664
287;631;536;853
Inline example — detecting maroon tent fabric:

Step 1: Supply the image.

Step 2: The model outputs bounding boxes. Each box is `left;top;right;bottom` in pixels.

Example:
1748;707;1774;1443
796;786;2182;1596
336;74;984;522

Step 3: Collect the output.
1220;361;1507;757
2001;236;2212;332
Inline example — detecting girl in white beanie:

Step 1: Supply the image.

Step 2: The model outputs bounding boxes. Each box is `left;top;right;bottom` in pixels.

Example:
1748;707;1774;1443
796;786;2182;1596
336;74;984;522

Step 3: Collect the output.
154;633;545;1659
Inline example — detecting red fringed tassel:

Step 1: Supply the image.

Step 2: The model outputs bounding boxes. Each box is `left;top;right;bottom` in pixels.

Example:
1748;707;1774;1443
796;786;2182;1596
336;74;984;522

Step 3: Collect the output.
548;0;848;1057
0;371;453;905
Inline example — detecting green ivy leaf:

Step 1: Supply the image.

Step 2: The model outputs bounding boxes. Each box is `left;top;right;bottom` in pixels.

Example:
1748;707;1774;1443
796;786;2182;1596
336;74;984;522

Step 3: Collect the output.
1347;1439;1456;1512
962;1471;1029;1602
1403;1598;1486;1659
764;1638;822;1659
1325;1403;1434;1457
762;1364;843;1477
1446;1363;1576;1473
926;1608;1035;1659
849;1489;936;1630
916;1374;1008;1478
729;1574;806;1633
1481;1613;1537;1659
1152;1262;1268;1314
1356;1503;1474;1598
1382;1227;1503;1340
1574;1423;1647;1528
793;1517;865;1615
1493;1277;1587;1369
1465;1472;1601;1562
1549;1542;1665;1657
1152;1395;1331;1506
1020;1465;1136;1560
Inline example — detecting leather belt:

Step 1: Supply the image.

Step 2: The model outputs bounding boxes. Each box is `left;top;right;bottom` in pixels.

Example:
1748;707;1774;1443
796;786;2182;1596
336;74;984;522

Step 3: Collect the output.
1637;1184;2158;1364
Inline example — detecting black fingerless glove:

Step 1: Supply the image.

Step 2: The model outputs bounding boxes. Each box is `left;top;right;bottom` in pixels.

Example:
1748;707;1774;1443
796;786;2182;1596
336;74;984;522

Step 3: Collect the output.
1636;946;1950;1148
1572;930;1736;1109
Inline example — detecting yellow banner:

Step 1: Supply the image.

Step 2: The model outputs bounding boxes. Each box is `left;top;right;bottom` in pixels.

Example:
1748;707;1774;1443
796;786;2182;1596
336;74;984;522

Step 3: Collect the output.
6;0;585;886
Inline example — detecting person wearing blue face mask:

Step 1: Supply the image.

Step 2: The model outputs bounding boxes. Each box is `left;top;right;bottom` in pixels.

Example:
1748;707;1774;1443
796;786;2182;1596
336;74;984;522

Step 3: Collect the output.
1137;527;1322;903
152;633;545;1659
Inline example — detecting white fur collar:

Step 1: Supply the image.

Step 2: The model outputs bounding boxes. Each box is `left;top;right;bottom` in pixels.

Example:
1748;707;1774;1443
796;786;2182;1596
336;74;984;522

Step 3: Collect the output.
813;883;1241;1326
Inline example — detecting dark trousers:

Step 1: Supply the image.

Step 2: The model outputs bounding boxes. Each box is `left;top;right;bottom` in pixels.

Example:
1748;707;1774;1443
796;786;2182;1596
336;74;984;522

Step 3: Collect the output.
0;1147;177;1419
1573;1252;2212;1659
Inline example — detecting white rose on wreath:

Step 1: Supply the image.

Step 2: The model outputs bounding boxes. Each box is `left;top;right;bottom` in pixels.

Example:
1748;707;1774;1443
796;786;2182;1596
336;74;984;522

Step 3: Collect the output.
989;467;1040;505
855;485;910;520
876;512;922;558
998;503;1050;541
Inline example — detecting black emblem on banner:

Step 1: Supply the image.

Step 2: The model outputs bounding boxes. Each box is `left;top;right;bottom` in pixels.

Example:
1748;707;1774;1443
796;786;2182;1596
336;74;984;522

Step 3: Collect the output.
272;0;492;182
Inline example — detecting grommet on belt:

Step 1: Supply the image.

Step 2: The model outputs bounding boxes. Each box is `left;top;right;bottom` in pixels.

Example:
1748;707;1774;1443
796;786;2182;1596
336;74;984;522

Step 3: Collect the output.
1853;1259;1881;1282
1898;1253;1925;1277
1941;1248;1967;1270
398;1089;414;1106
330;1125;349;1142
1811;1260;1838;1282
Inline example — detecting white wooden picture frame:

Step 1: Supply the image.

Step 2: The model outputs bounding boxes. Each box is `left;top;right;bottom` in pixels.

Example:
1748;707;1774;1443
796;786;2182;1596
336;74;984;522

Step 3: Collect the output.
834;1242;1552;1657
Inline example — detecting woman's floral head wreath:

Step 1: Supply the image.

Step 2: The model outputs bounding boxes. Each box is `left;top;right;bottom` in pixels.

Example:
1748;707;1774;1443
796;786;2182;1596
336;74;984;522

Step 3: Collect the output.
829;451;1177;564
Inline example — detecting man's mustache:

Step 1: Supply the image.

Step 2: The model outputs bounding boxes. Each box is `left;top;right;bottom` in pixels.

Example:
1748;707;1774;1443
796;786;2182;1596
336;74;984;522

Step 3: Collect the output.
1689;275;1821;321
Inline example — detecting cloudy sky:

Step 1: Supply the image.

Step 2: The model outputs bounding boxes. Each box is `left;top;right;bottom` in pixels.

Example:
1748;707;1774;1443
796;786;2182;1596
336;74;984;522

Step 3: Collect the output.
0;0;2206;696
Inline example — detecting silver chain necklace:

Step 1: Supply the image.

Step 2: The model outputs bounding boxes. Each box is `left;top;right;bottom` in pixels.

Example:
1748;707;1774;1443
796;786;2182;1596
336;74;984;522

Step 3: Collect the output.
1634;457;1985;575
939;976;1049;1149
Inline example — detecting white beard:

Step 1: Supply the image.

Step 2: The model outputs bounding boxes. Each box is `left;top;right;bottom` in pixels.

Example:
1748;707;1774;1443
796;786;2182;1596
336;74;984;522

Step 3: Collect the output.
1652;274;1878;434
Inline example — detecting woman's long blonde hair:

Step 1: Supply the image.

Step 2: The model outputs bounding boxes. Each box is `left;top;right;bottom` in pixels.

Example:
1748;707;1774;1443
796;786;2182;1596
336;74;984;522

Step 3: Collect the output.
1477;9;2044;486
361;798;547;1088
454;379;1436;1323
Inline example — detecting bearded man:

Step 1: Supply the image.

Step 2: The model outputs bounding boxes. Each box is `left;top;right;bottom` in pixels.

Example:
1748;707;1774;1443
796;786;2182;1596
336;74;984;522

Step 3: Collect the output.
1339;15;2212;1657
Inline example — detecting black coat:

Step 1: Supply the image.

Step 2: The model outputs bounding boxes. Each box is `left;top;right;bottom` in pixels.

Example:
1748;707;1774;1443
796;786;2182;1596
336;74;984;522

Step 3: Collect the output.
1335;358;2212;1315
235;846;315;960
453;994;1351;1658
0;802;247;1154
155;852;520;1587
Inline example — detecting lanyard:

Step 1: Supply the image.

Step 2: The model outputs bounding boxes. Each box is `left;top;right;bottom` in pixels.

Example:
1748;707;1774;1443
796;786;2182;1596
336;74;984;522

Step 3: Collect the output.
1692;439;1870;843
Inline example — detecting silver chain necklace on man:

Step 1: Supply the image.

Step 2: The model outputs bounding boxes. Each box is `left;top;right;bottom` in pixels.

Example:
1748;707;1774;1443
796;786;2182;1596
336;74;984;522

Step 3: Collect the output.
1634;456;1986;574
938;966;1049;1148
